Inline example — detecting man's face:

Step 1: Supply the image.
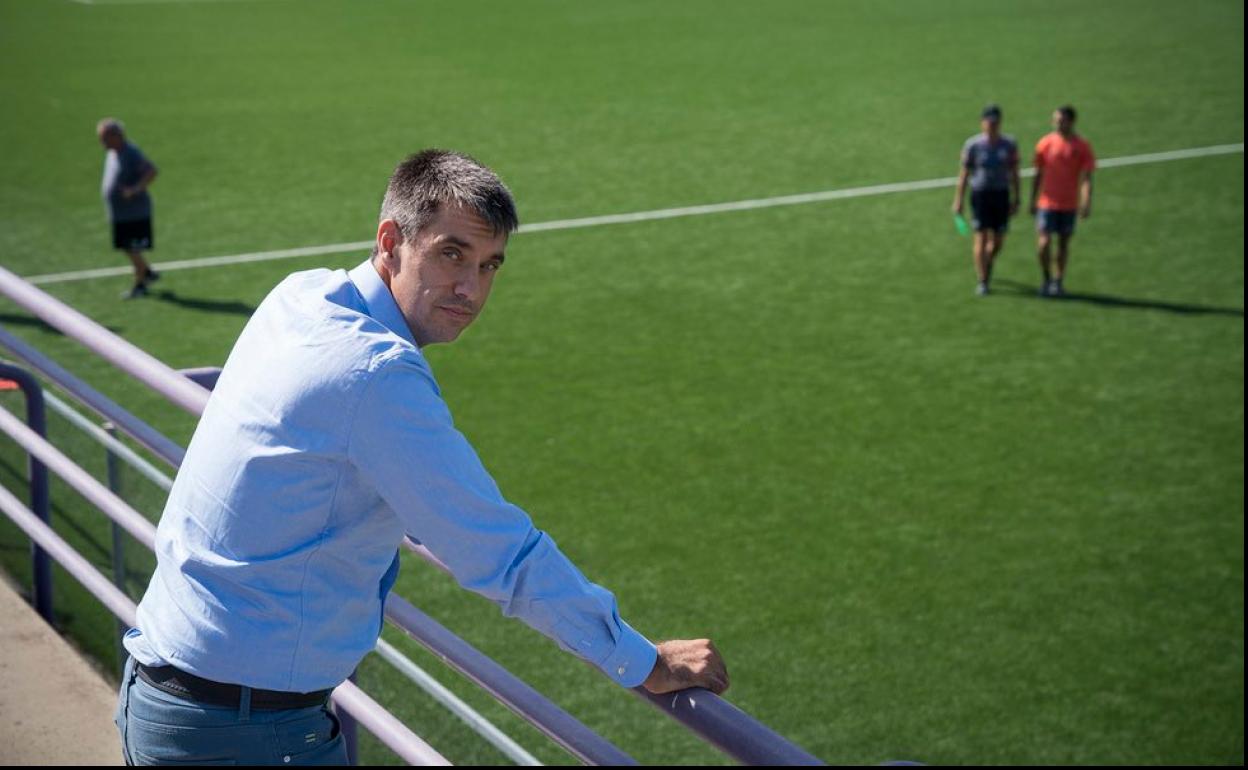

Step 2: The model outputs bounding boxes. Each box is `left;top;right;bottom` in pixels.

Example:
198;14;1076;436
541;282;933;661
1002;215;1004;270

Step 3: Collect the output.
1053;110;1073;135
98;128;122;150
981;117;1000;134
376;204;507;347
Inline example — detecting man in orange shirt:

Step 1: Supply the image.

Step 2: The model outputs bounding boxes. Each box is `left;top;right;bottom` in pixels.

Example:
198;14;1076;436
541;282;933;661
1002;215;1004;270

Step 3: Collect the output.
1030;105;1095;297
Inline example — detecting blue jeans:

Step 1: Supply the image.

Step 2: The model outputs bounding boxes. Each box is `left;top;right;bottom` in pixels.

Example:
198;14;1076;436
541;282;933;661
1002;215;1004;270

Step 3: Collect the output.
113;656;349;765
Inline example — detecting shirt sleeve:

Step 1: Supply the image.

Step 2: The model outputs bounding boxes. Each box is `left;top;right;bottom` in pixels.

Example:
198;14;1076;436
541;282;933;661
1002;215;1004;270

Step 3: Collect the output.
960;140;973;169
1082;142;1096;173
1033;138;1046;169
347;353;658;687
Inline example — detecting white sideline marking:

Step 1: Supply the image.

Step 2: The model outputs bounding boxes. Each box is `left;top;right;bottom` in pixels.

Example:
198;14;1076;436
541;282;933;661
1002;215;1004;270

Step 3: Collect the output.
23;142;1244;286
71;0;268;5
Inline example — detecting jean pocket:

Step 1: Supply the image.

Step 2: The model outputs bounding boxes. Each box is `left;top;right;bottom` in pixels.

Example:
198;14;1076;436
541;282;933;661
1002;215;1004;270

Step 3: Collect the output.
277;732;347;766
273;709;348;766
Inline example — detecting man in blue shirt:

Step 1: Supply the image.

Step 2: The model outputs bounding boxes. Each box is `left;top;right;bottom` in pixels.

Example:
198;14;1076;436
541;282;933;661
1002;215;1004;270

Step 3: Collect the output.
114;150;728;765
98;119;161;300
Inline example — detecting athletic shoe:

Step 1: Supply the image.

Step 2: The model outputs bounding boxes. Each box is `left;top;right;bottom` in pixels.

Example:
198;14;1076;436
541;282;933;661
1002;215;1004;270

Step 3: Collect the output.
975;282;989;296
144;268;161;286
1050;279;1065;297
122;283;148;300
1037;281;1051;297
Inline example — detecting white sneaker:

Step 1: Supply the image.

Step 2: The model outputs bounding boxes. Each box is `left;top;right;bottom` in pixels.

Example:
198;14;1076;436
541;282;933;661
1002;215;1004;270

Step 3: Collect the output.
976;282;990;296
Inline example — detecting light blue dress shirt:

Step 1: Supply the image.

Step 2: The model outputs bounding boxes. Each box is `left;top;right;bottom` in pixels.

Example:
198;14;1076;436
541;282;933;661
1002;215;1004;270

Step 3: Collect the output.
124;260;657;692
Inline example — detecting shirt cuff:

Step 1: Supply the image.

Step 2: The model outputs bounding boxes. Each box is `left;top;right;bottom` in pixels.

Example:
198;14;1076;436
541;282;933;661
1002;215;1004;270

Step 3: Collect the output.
599;621;658;688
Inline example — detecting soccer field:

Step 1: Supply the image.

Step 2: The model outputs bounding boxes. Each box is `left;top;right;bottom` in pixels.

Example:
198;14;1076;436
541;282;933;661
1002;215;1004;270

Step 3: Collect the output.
1;0;1243;764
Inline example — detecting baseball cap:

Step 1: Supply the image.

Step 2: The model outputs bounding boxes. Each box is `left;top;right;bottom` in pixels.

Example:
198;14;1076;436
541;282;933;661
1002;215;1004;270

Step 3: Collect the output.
981;104;1002;121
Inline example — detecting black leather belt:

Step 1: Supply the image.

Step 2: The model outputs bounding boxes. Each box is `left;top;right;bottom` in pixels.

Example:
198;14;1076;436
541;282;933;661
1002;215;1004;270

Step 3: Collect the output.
137;663;333;710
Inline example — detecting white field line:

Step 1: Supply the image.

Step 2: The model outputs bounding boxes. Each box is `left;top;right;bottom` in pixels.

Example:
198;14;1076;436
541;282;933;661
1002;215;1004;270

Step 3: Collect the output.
23;142;1243;286
71;0;270;5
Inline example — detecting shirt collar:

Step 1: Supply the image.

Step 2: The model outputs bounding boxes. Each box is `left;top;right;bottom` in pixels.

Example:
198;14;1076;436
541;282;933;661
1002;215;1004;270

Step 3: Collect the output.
348;259;418;347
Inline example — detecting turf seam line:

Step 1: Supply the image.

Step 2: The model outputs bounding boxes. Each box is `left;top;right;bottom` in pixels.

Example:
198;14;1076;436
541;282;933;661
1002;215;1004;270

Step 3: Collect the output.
23;142;1243;286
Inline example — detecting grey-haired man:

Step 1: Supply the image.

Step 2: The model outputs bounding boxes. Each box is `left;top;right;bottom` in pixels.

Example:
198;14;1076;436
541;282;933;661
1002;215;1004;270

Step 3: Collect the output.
114;150;727;765
98;118;160;299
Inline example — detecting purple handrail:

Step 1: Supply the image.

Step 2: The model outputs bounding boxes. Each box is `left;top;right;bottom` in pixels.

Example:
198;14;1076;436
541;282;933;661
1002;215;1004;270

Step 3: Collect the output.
0;326;186;467
634;688;824;765
0;266;209;415
0;404;157;550
0;483;138;627
385;593;638;765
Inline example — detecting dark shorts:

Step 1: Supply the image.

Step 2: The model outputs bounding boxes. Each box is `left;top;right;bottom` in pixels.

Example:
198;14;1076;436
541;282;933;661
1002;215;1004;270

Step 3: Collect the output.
1036;209;1076;236
970;189;1011;232
112;218;153;251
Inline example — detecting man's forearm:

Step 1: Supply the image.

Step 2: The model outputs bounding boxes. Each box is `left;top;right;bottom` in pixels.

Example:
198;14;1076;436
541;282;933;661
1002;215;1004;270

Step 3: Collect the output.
133;167;157;193
1080;174;1093;210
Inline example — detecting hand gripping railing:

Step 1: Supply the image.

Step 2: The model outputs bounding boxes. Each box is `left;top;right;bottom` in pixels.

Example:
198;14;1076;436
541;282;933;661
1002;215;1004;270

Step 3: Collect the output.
1;264;826;765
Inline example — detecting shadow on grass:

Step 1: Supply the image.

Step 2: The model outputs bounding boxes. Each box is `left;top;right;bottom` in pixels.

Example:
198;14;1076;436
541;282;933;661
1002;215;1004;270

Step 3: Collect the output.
1;312;64;335
153;291;255;317
1;312;126;335
993;279;1244;317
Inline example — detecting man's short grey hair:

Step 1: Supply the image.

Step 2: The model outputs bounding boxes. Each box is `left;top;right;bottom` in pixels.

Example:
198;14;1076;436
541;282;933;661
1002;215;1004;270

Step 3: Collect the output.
97;117;125;136
373;150;518;257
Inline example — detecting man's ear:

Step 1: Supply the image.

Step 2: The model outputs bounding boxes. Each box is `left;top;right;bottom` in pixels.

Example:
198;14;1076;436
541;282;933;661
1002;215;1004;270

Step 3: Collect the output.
376;219;405;259
374;220;405;285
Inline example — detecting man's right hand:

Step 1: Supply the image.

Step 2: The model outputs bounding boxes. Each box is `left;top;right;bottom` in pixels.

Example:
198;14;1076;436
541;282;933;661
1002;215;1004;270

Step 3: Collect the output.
642;639;729;695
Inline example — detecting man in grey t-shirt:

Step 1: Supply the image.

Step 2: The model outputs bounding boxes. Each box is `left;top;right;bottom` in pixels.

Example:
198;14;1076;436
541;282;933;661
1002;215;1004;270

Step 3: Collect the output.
98;118;161;299
952;104;1020;296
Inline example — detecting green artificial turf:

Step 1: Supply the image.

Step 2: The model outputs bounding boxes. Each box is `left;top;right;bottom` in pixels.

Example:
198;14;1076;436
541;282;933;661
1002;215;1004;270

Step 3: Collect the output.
1;0;1243;764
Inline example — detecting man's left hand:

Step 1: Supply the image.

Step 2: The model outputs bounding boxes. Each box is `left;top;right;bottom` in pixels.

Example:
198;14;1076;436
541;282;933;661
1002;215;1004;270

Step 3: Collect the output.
642;638;729;695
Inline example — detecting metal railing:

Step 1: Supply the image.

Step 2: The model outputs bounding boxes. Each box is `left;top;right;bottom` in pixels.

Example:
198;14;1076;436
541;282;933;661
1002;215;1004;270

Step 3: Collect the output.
0;361;51;621
1;263;825;765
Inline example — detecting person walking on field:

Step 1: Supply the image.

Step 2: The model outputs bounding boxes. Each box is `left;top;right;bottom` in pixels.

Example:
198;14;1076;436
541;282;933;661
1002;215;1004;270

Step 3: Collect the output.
953;103;1020;296
1030;105;1096;297
98;118;161;299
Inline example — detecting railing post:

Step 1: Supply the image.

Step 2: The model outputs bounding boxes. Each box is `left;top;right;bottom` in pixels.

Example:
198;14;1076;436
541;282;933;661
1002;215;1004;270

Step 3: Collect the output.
342;670;360;765
0;361;52;622
103;421;129;676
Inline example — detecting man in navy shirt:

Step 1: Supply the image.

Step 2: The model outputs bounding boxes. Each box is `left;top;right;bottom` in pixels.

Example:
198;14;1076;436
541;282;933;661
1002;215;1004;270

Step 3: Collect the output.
98;118;160;299
115;150;728;765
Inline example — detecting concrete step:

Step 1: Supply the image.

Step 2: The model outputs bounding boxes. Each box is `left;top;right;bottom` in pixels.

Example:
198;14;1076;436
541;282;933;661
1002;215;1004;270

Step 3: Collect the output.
0;576;123;766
